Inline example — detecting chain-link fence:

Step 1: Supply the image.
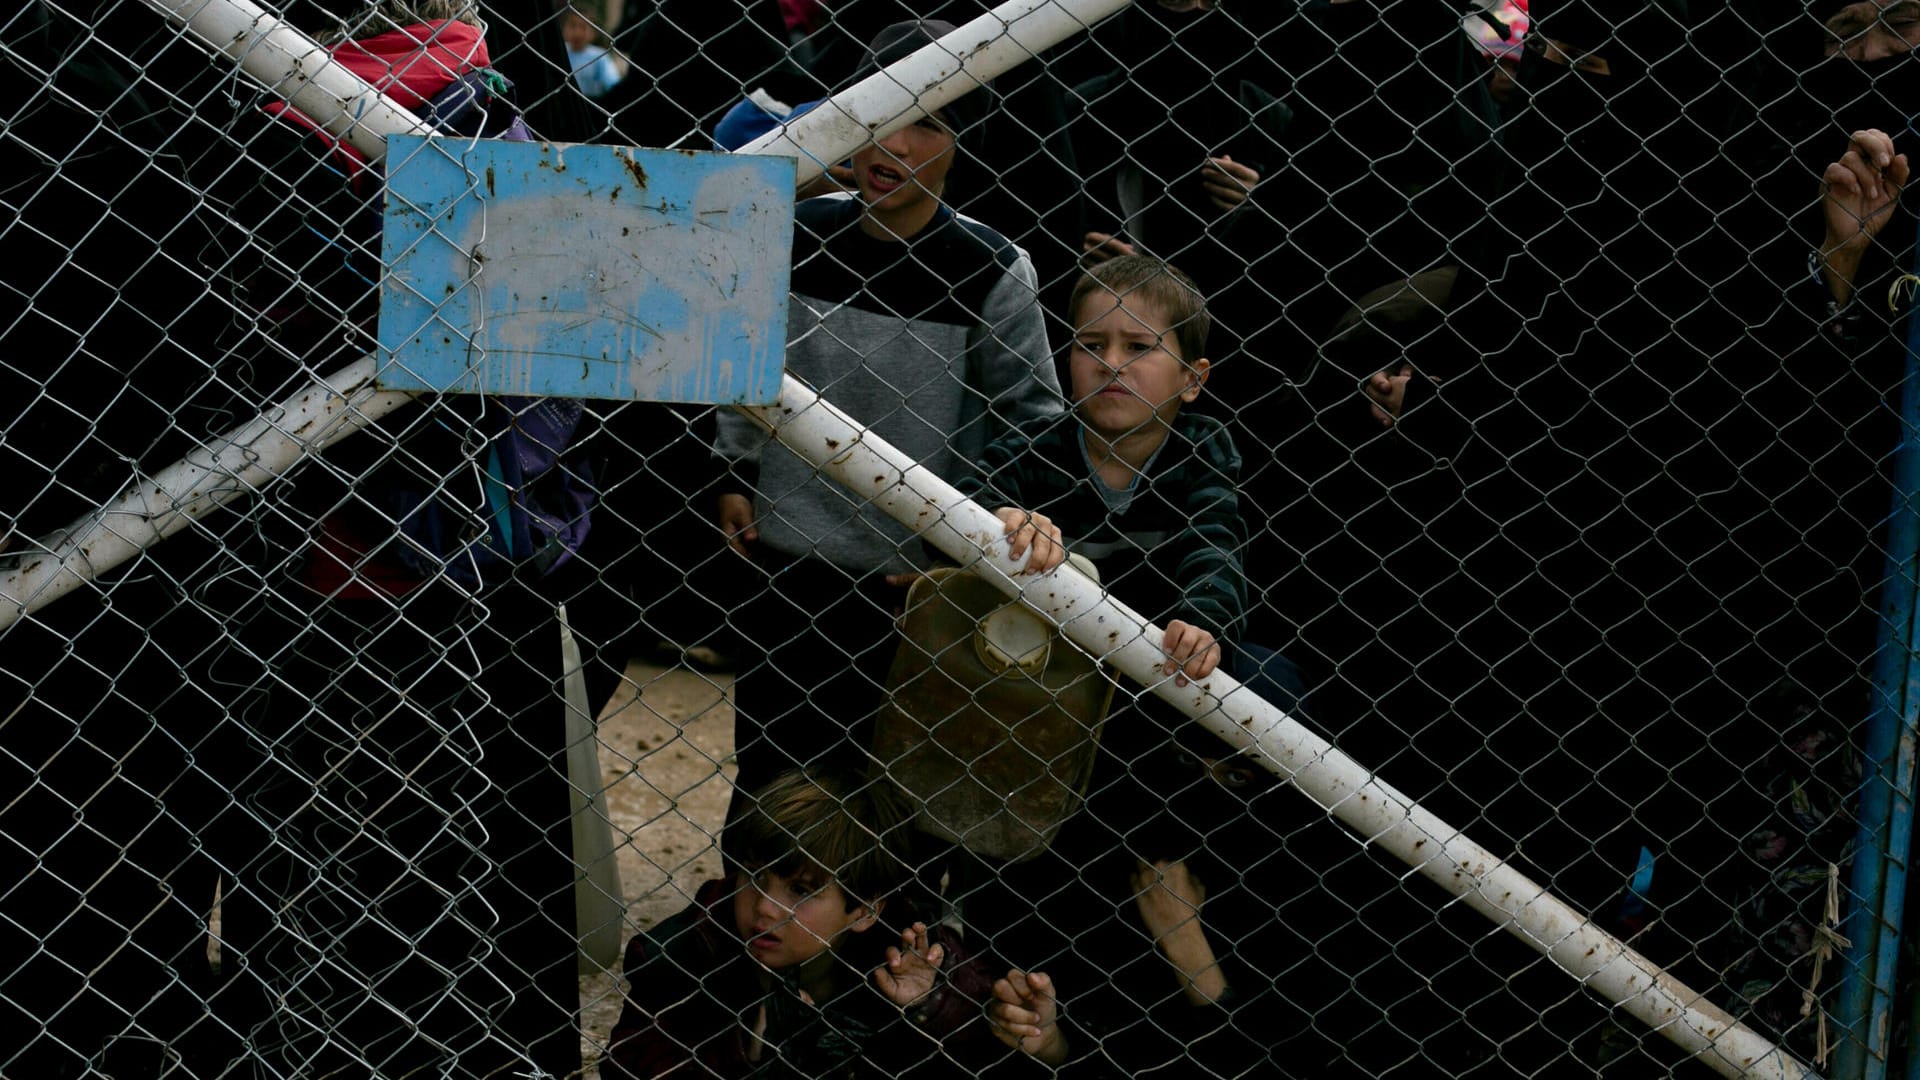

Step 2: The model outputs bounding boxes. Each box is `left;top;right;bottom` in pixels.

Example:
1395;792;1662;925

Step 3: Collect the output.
3;0;1914;1076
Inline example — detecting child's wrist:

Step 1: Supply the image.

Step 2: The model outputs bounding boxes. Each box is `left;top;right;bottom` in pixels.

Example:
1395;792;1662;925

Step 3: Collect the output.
1032;1027;1070;1066
904;986;944;1026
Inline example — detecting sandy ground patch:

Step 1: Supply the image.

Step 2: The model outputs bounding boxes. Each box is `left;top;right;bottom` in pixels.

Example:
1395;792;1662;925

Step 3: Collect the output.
577;656;736;1078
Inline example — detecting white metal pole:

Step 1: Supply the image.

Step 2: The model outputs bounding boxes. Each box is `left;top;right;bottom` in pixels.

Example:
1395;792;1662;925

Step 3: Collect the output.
733;377;1816;1080
0;358;408;616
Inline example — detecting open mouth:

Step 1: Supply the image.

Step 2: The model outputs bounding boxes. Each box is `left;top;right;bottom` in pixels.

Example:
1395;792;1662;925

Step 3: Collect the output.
866;162;907;194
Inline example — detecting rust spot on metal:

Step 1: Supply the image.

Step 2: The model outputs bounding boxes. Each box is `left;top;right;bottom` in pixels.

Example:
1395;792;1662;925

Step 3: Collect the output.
826;438;840;450
623;155;648;189
622;227;630;236
1585;947;1596;957
485;166;494;197
610;185;620;202
873;475;885;484
1414;839;1425;849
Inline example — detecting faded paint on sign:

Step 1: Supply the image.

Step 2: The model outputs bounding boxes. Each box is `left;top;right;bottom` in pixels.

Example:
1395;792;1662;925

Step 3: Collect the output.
376;137;793;404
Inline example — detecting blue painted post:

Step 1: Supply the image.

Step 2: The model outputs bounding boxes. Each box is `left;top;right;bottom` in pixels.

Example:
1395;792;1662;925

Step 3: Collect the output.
1837;258;1920;1079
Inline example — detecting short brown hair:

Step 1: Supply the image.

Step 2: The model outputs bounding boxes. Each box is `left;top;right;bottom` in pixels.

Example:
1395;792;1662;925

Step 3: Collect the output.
1068;255;1210;364
725;769;910;910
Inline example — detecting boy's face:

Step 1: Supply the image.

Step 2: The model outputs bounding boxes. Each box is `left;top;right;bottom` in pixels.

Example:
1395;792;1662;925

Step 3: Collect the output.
732;864;876;970
850;113;957;222
1069;294;1206;438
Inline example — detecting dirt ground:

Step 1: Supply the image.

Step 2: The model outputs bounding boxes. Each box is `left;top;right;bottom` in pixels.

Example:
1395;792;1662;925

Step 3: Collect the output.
576;655;737;1078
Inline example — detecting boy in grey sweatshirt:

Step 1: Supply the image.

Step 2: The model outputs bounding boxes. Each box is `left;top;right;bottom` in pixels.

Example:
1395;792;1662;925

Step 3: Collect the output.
712;20;1063;809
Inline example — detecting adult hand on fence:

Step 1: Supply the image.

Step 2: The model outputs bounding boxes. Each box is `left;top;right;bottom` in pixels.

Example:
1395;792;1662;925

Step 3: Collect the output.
1201;154;1260;212
992;506;1064;574
1365;363;1416;428
1132;859;1227;1005
1082;230;1139;265
1821;128;1909;306
717;493;757;557
873;921;946;1009
1160;619;1220;686
989;969;1068;1065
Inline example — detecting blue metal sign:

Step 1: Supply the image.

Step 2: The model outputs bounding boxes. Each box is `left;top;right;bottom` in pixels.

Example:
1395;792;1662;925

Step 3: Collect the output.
377;136;793;404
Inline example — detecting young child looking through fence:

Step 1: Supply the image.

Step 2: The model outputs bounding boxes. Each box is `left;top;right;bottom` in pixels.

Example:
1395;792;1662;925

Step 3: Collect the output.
600;768;1002;1078
957;254;1281;693
957;255;1323;1074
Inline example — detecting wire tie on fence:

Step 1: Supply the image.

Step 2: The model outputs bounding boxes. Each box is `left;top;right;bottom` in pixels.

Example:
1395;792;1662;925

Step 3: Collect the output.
1800;861;1852;1067
1889;273;1920;314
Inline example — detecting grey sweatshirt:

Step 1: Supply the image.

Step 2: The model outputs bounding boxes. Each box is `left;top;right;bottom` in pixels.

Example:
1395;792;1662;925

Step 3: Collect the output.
715;196;1063;574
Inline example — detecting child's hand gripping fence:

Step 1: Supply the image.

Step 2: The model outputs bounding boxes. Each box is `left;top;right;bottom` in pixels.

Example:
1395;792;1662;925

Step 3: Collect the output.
0;1;1818;1076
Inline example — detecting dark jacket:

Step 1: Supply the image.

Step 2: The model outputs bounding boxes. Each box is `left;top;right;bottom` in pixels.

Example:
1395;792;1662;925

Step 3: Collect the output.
957;410;1248;649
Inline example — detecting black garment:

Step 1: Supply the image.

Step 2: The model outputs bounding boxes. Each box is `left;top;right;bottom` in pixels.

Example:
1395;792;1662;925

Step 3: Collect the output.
215;580;582;1079
1257;11;1855;1070
963;789;1357;1080
173;20;589;1077
0;5;251;1075
725;556;909;824
1061;3;1292;301
603;0;792;150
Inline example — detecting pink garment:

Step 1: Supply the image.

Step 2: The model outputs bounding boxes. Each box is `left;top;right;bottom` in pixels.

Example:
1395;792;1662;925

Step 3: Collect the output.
779;0;823;34
263;20;488;182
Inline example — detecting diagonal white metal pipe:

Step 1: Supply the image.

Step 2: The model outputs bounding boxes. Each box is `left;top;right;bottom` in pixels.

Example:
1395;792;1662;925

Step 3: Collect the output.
739;379;1817;1080
0;356;406;617
0;2;1819;1076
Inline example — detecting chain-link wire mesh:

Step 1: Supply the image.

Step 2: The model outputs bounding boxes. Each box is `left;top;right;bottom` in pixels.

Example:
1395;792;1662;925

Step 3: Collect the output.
1;0;1910;1076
